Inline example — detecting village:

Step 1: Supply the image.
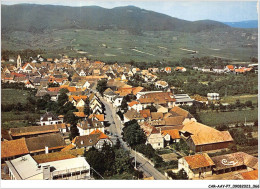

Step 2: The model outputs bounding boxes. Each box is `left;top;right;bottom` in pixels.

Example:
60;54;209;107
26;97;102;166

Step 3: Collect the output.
1;54;258;180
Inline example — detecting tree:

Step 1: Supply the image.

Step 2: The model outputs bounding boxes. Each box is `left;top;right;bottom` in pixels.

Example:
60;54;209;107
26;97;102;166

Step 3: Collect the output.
57;88;69;106
64;111;78;125
146;105;157;112
69;124;79;140
97;79;107;96
101;141;115;176
123;120;146;147
177;169;189;180
245;100;253;107
84;98;91;116
114;138;121;149
120;97;129;113
84;147;106;176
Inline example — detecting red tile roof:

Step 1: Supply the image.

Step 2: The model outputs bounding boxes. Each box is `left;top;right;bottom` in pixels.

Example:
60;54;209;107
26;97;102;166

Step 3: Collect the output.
184;153;215;169
1;138;29;159
240;170;258;180
161;129;180;139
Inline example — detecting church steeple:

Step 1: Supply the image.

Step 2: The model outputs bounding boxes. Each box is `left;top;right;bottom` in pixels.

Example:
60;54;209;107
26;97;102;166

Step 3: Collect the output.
17;55;22;68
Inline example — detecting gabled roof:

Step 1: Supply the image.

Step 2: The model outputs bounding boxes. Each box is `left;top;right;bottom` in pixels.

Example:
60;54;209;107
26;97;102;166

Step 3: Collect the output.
170;106;194;119
164;116;185;126
124;109;144;120
40;112;59;121
161;129;180;139
90;129;109;139
211;152;258;171
25;133;66;153
73;134;100;148
151;112;164;120
1;138;29;159
10;124;67;137
184;153;215;169
182;121;233;145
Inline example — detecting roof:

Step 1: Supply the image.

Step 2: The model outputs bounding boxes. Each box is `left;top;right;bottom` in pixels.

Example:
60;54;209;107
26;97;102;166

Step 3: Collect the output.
132;87;144;95
25;133;66;153
139;109;151;118
226;65;234;70
10;124;67;137
73;112;87;118
33;148;84;163
124;109;144;120
170;106;194;119
184;153;215;169
128;101;139;107
211;152;258;171
182;121;233;145
151;112;164;120
161;129;180;139
139;92;175;104
240;170;258;180
164;116;185;126
40;112;59;121
1;138;29;159
90;129;109;139
5;154;43;180
73;134;100;148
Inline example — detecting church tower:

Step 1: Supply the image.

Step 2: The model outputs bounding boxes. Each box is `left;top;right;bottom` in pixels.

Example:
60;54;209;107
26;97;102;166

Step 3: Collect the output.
17;55;22;68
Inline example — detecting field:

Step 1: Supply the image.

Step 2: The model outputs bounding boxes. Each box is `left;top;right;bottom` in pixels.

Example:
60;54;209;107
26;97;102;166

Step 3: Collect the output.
1;89;30;105
2;28;257;63
198;108;258;126
220;94;258;105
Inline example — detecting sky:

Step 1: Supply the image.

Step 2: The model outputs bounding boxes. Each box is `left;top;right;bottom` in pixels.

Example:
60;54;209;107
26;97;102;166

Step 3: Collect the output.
1;0;258;22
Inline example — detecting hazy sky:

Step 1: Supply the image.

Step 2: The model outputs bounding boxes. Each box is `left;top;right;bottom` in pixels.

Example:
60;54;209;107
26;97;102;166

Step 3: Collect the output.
2;0;258;22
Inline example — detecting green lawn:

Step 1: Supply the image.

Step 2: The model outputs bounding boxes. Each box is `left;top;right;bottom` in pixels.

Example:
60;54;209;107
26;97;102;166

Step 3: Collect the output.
198;108;258;126
1;89;30;105
221;95;258;105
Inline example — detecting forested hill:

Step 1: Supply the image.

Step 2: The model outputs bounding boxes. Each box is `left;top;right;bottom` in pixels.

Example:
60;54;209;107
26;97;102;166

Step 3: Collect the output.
2;4;230;34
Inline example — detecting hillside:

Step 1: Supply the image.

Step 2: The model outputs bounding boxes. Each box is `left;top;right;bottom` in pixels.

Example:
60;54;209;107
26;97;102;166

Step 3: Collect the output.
1;4;229;34
1;4;258;62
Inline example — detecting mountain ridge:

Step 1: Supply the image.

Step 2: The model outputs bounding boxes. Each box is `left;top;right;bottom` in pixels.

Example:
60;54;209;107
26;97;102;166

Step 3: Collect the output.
1;4;230;34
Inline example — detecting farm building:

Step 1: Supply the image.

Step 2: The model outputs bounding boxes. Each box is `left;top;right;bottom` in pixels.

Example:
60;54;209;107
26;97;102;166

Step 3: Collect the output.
180;121;233;152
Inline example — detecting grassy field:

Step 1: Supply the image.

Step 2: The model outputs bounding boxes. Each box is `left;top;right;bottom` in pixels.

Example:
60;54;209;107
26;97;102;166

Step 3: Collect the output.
220;95;258;105
1;111;42;129
2;29;257;63
1;89;30;105
198;108;258;126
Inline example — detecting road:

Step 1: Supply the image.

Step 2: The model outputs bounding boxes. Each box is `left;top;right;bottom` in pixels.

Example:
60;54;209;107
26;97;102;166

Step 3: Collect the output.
100;96;167;180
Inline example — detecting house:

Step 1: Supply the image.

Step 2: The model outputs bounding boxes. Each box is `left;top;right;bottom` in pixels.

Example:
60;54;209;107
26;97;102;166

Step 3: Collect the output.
5;154;90;180
225;65;235;72
201;66;212;72
40;112;63;126
169;106;197;123
25;133;66;156
128;101;142;111
174;94;194;106
67;129;112;150
140;122;164;149
207;93;220;101
165;67;172;73
161;129;180;145
77;119;105;136
9;124;69;139
155;80;168;89
178;153;215;179
139;109;151;121
112;95;124;108
175;67;186;72
1;138;29;162
123;109;144;123
180;121;233;152
212;66;225;73
211;152;258;175
103;88;116;102
138;92;176;109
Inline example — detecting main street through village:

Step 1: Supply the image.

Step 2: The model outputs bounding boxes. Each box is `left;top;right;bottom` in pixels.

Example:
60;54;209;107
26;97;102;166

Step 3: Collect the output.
99;96;167;180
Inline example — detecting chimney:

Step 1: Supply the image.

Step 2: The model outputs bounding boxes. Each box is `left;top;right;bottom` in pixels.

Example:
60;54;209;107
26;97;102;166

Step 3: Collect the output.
43;165;51;180
45;146;49;154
